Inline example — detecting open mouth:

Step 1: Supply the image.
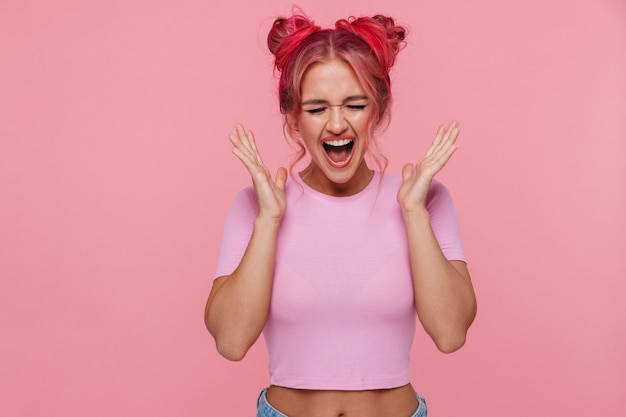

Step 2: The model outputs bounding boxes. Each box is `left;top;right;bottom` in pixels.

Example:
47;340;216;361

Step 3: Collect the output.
322;139;354;167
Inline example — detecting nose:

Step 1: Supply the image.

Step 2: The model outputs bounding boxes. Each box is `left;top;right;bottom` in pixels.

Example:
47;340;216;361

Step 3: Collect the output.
326;106;348;135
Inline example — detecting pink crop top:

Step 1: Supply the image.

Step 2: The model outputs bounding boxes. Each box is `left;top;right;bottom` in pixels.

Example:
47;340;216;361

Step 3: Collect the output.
214;171;465;390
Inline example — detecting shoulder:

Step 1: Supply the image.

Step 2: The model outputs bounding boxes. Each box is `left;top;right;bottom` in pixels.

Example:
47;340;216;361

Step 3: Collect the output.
226;185;258;216
379;171;456;214
425;179;459;221
427;178;450;200
379;171;450;198
426;179;453;205
231;185;256;203
229;176;301;211
378;171;403;196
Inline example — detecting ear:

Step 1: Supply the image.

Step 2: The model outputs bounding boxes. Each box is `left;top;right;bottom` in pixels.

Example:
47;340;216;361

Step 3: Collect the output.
286;114;300;134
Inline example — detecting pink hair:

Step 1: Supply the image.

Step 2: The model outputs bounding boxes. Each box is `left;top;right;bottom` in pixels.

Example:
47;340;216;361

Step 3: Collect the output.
267;10;407;174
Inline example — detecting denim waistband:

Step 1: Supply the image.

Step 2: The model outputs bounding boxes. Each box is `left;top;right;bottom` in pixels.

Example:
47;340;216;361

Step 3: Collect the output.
256;387;427;417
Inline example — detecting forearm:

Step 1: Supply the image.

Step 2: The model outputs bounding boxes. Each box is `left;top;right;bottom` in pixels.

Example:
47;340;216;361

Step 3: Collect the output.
403;208;477;353
205;217;281;360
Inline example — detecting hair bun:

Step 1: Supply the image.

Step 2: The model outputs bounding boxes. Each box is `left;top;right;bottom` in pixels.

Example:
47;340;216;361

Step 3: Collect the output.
267;13;320;72
335;15;406;71
373;15;406;50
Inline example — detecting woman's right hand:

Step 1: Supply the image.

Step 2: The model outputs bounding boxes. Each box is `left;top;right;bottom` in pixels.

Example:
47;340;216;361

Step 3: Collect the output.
229;123;287;222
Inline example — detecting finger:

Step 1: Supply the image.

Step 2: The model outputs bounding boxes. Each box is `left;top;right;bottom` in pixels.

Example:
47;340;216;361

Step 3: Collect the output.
246;129;265;166
431;126;460;162
275;167;288;191
438;120;459;143
236;123;257;156
230;131;265;172
246;128;259;154
231;124;266;167
401;163;414;182
228;132;256;162
232;147;273;187
436;121;458;149
443;120;458;132
236;124;265;166
440;141;459;163
231;146;258;173
425;125;446;158
430;139;459;172
448;126;460;146
439;121;459;151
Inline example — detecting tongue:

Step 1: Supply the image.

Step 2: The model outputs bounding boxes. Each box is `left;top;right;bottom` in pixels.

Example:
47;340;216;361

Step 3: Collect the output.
326;146;350;163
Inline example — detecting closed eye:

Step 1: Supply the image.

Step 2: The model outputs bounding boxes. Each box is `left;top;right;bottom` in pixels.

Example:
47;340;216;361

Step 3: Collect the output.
305;107;327;114
301;102;369;115
345;104;367;111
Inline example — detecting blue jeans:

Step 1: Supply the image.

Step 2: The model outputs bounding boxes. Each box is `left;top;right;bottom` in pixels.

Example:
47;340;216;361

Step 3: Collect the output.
256;387;428;417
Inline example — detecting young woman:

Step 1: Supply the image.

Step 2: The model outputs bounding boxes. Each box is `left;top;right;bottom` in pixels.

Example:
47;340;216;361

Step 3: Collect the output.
205;11;476;417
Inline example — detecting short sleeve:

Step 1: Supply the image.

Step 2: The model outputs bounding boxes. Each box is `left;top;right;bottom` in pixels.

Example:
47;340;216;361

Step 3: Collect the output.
213;187;259;279
426;180;466;262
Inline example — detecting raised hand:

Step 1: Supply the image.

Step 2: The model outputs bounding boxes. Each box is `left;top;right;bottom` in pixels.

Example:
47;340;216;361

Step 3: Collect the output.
397;121;460;213
229;123;288;221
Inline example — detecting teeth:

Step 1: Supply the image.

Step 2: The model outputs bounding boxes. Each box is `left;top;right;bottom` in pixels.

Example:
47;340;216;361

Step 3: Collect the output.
324;139;353;147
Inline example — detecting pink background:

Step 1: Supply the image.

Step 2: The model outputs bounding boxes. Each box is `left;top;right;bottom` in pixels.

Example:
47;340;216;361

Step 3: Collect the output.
1;0;624;415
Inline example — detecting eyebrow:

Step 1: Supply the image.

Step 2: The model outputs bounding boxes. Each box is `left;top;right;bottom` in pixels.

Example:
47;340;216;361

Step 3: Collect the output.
300;95;369;106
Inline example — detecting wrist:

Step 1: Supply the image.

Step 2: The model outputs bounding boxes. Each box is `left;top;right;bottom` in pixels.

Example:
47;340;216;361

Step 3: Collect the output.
254;215;283;230
401;205;430;223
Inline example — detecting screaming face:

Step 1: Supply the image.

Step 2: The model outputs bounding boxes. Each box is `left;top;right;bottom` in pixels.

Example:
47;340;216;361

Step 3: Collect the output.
295;59;374;196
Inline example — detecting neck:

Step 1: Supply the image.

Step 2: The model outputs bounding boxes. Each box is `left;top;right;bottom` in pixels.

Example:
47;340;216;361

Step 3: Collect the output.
300;162;374;197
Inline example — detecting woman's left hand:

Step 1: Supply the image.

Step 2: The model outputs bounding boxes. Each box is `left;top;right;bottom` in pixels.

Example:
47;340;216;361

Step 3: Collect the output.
397;120;460;213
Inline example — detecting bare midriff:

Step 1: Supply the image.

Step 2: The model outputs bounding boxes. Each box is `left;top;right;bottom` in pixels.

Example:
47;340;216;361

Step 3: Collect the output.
266;383;419;417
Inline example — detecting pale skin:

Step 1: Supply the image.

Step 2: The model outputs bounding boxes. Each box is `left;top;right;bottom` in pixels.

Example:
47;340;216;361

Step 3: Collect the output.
398;121;477;354
205;59;476;416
